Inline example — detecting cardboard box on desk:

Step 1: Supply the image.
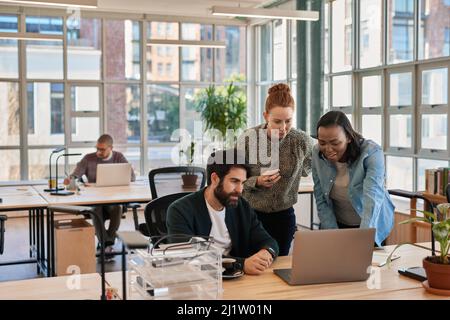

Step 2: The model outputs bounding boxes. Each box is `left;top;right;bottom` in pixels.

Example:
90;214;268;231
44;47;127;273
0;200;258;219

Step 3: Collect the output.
54;219;96;276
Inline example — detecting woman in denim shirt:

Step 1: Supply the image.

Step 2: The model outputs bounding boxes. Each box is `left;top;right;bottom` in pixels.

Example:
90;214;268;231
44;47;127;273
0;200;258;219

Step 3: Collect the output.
312;111;394;246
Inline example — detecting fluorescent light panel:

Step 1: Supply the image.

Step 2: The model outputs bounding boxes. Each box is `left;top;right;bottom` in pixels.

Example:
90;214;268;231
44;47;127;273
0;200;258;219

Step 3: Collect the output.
147;39;226;49
0;32;63;41
0;0;97;8
211;6;319;21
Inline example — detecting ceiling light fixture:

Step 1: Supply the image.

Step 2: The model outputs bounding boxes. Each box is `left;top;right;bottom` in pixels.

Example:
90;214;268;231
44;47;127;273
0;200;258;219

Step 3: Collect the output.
0;0;98;8
0;32;63;41
147;39;226;49
211;6;319;21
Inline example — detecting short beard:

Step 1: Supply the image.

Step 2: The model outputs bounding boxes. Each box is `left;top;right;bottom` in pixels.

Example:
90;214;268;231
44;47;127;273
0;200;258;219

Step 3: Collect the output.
214;180;239;208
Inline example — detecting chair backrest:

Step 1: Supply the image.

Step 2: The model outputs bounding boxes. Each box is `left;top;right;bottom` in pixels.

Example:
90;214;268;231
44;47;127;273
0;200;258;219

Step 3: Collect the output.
0;215;7;255
446;183;450;202
148;166;206;199
143;192;192;239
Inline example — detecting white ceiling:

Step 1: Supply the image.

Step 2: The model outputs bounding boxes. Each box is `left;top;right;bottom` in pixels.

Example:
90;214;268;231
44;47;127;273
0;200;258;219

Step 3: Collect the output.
96;0;269;18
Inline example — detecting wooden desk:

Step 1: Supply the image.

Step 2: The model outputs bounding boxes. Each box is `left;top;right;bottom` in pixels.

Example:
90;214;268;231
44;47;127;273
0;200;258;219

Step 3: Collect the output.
0;186;49;275
0;273;103;300
105;243;448;300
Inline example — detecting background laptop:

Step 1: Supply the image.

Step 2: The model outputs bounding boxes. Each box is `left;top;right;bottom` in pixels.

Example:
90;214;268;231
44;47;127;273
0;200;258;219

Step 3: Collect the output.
274;228;375;285
95;163;132;187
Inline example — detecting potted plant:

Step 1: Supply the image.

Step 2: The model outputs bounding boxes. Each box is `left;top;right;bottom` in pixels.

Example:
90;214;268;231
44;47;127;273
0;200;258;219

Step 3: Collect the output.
196;77;247;148
181;141;198;187
387;203;450;292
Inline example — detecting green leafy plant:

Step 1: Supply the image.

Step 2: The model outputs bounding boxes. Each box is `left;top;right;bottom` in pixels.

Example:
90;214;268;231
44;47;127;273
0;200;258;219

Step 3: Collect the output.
387;203;450;265
196;78;247;147
179;141;196;175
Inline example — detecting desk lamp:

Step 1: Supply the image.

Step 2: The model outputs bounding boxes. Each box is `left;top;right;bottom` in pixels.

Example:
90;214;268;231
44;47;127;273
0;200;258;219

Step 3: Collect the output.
50;153;82;196
44;147;66;192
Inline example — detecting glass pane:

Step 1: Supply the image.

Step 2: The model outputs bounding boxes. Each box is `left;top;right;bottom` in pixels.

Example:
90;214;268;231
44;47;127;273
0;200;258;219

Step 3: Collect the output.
106;84;141;144
418;0;450;59
324;79;329;112
387;0;414;64
386;156;413;190
345;113;353;126
0;82;19;146
147;21;178;40
28;148;65;180
332;0;353;72
71;86;99;112
362;114;382;145
0;39;18;78
181;23;213;82
0;14;18;32
26;40;63;79
291;81;298;129
114;146;141;177
67;18;102;80
362;75;381;107
146;45;179;81
71;118;100;142
421;114;447;150
27;82;64;146
291;21;297;78
359;0;382;68
259;23;272;81
67;147;92;175
259;84;270;123
390;72;412;106
324;3;329;74
147;84;179;143
148;145;179;169
105;20;141;80
332;75;352;107
182;87;202;137
273;19;287;81
390;114;412;148
0;149;20;181
215;26;246;82
26;16;63;35
417;158;449;191
421;68;448;105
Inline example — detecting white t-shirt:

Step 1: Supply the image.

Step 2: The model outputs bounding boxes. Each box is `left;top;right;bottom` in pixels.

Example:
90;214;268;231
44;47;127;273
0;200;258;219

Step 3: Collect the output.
205;197;232;256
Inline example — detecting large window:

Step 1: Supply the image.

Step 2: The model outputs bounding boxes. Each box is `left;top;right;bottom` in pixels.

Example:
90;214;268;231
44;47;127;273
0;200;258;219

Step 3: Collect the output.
324;0;449;192
0;10;246;181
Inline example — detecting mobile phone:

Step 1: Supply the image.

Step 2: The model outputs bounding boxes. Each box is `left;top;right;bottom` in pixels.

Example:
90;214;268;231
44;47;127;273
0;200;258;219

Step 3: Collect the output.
398;266;427;282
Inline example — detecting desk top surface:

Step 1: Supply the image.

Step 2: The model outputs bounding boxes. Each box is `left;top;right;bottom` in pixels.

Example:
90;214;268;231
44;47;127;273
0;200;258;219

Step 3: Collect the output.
103;243;449;300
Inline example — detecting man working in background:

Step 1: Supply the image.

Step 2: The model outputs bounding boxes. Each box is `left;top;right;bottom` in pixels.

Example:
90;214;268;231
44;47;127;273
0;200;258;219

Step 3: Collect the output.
67;134;136;254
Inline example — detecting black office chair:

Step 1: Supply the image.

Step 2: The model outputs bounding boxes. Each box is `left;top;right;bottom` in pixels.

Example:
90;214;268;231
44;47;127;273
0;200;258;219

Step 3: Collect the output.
148;166;206;199
138;192;192;238
446;183;450;202
0;215;6;255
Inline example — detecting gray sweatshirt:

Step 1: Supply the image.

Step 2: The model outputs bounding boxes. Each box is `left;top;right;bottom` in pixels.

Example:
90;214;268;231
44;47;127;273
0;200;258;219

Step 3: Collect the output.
241;124;314;213
71;151;136;183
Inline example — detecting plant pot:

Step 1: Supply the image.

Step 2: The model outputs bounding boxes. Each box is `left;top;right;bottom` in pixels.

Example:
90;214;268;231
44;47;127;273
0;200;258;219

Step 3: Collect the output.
423;256;450;290
182;174;198;187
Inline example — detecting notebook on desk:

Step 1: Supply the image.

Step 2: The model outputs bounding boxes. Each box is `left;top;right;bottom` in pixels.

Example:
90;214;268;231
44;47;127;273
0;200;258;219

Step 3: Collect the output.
95;163;132;187
274;228;375;285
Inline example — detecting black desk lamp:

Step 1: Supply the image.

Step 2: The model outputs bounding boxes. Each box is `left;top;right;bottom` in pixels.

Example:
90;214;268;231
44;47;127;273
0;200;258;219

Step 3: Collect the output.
388;189;436;281
44;147;66;192
50;153;82;196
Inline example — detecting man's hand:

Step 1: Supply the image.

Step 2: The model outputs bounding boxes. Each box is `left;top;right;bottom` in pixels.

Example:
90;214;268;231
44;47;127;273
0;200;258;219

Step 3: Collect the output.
243;249;273;275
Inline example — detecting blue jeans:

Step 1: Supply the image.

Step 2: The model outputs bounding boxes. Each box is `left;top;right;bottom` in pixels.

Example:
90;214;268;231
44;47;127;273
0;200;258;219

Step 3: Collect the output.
255;207;296;256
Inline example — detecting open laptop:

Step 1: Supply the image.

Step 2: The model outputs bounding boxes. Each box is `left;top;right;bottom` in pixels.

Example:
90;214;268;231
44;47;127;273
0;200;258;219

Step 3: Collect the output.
95;163;132;187
274;228;375;285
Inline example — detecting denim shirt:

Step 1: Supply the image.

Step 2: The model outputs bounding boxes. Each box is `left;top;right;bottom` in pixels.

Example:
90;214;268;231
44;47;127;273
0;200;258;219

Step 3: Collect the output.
312;139;395;246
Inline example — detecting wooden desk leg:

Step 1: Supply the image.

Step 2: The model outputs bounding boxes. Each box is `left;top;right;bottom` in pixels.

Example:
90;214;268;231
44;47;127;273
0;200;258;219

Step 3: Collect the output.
410;198;417;243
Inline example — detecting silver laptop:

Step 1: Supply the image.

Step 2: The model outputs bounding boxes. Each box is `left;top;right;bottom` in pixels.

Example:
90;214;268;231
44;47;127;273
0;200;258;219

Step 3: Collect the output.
95;163;132;187
274;228;375;285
